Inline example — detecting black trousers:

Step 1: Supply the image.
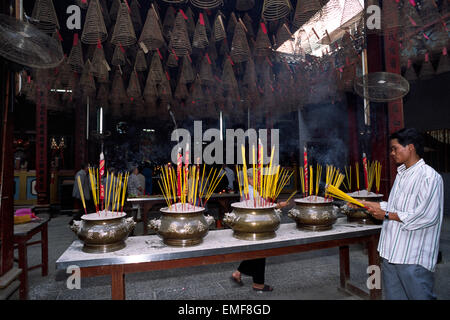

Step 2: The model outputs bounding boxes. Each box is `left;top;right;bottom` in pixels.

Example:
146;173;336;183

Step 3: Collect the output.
237;258;266;284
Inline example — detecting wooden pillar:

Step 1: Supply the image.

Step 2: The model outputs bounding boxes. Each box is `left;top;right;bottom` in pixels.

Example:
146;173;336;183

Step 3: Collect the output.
383;1;404;188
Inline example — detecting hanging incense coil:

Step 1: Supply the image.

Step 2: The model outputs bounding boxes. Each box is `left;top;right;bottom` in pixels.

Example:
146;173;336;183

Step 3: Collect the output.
79;60;96;96
293;0;321;28
242;13;255;39
163;6;176;40
143;78;159;103
148;52;165;83
436;51;450;75
219;38;230;56
262;0;292;22
221;58;238;92
213;11;227;42
98;0;111;28
129;0;143;33
190;0;223;10
127;69;142;100
186;7;196;40
139;6;165;51
109;0;121;21
31;0;60;34
419;56;435;79
96;83;109;105
199;54;215;85
158;76;173;102
67;34;84;73
134;49;148;71
236;0;255;11
111;3;137;46
189;75;206;105
193;13;209;49
227;12;238;38
254;22;272;57
169;11;192;56
81;0;108;44
275;23;293;49
230;21;251;63
109;69;128;104
111;45;127;66
167;50;179;68
174;76;189;101
90;43;110;83
206;34;218;62
180;56;195;83
55;59;73;90
403;60;418;81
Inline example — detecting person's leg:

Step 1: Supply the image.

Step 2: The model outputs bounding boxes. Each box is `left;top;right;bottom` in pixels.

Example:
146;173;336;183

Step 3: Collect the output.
381;258;408;300
396;264;436;300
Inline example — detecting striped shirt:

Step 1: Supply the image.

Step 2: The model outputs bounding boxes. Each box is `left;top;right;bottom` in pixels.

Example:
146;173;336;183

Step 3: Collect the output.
378;159;444;272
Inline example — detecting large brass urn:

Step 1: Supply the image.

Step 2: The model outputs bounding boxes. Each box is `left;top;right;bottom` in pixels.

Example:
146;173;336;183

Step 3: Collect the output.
288;196;338;231
342;190;383;224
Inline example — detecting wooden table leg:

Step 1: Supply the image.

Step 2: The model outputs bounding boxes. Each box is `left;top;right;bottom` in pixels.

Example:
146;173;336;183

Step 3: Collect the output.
41;223;48;276
339;245;350;289
17;240;28;300
111;266;125;300
367;235;382;300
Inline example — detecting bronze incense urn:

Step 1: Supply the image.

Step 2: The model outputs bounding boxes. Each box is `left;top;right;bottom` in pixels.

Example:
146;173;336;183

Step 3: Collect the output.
223;202;281;240
71;212;136;253
148;204;215;247
342;191;383;224
288;196;338;231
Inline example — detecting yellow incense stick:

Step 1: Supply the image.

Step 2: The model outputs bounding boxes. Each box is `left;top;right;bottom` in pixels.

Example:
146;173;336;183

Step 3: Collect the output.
325;184;365;208
77;176;87;214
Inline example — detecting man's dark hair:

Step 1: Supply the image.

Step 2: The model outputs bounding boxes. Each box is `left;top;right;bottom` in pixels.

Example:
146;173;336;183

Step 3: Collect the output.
81;163;88;170
389;128;424;157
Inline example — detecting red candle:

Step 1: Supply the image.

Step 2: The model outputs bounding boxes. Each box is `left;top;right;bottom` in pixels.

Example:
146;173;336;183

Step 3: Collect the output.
362;153;368;190
99;152;105;211
304;146;308;197
177;148;182;197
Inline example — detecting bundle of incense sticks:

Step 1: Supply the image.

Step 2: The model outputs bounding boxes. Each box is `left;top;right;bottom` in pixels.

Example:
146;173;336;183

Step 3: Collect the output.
325;184;366;208
159;162;226;211
88;167;129;215
237;144;293;207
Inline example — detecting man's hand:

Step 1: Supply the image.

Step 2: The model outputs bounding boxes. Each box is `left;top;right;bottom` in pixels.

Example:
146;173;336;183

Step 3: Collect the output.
276;201;288;209
360;200;385;220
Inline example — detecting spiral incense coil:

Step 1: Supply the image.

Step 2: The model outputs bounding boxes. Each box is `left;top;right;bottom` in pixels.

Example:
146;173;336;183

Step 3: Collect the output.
236;0;255;11
109;70;128;104
199;55;215;85
31;0;60;34
230;21;251;63
134;49;148;71
189;75;206;105
243;58;258;91
242;13;255;38
91;44;110;82
79;60;96;96
436;51;450;75
96;83;109;105
139;6;165;50
213;11;227;42
111;3;137;46
111;45;126;66
148;52;165;83
254;23;272;57
186;7;196;39
275;23;293;48
262;0;292;22
158;76;173;102
206;34;218;62
127;69;142;100
143;78;158;103
81;0;108;44
190;0;223;10
163;6;176;40
221;58;238;91
180;56;195;83
193;14;209;49
55;59;73;90
419;57;435;79
167;51;179;68
67;35;84;73
169;11;192;56
174;77;189;101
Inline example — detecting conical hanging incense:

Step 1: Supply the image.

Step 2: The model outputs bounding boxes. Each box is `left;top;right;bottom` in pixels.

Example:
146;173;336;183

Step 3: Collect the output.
206;33;218;62
199;54;215;85
127;69;142;100
236;0;255;11
189;75;206;105
110;0;121;21
109;69;128;104
158;75;173;102
254;22;272;57
99;0;111;28
227;12;238;38
180;55;195;83
143;78;158;103
275;23;293;49
31;0;60;34
436;48;450;75
230;20;251;63
193;13;209;49
293;0;321;28
242;13;255;38
213;11;226;42
185;7;196;40
221;58;238;92
111;45;127;66
79;60;96;96
174;76;189;101
163;6;176;40
262;0;292;21
169;10;192;56
67;34;84;74
139;5;165;51
403;59;418;81
111;2;137;46
90;42;110;83
81;0;108;44
148;51;165;83
419;53;435;79
167;50;179;68
134;49;148;71
190;0;223;10
129;0;143;33
96;83;109;106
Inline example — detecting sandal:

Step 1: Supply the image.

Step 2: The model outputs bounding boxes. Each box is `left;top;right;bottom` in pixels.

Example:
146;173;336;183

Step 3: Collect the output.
230;275;244;286
253;284;273;292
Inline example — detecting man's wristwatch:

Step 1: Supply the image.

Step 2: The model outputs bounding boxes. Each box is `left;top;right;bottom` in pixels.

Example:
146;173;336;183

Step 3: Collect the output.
384;212;389;220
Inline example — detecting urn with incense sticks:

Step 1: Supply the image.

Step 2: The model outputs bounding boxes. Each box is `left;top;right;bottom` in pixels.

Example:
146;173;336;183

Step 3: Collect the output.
148;204;215;247
288;196;338;231
342;190;383;224
71;211;136;253
223;201;281;240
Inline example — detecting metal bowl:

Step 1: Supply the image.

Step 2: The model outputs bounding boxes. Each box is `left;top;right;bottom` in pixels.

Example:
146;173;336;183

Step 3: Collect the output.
288;197;338;231
148;206;215;247
71;212;136;253
223;202;281;240
343;192;383;225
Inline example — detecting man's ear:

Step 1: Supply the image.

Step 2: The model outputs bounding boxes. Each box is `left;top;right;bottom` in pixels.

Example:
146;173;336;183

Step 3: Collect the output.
408;143;416;154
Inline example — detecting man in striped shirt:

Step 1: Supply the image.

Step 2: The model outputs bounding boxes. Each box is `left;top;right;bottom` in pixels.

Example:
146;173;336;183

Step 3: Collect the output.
361;128;443;300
